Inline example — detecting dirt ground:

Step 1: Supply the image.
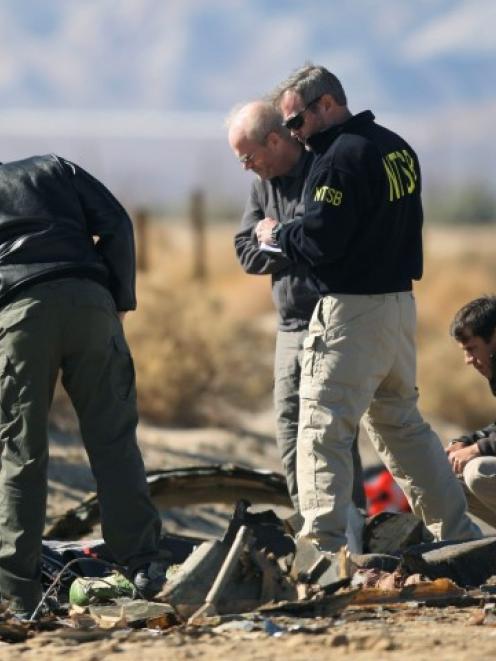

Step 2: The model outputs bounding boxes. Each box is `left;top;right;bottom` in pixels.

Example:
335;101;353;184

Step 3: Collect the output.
4;604;496;661
0;402;480;659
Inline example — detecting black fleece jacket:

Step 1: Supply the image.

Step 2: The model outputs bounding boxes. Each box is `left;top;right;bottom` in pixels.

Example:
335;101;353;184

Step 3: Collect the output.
457;423;496;456
0;154;136;310
279;111;423;296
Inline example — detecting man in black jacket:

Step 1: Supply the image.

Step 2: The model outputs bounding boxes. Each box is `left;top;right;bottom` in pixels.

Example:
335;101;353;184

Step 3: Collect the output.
256;64;480;552
447;296;496;526
228;101;365;517
0;155;163;618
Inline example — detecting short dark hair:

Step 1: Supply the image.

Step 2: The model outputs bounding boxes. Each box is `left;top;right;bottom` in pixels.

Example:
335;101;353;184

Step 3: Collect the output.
450;296;496;342
270;63;347;108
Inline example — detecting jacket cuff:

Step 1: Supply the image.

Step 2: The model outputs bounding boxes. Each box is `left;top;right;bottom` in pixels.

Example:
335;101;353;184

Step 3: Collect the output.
477;433;496;456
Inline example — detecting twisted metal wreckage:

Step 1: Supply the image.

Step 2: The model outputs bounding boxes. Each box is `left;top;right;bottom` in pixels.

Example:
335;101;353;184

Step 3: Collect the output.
2;463;496;641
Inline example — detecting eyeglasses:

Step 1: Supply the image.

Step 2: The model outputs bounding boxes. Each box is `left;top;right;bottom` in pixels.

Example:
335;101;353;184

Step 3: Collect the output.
282;95;322;131
238;152;255;166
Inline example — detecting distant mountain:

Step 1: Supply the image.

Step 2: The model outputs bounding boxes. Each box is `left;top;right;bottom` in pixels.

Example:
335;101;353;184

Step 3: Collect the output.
0;0;494;207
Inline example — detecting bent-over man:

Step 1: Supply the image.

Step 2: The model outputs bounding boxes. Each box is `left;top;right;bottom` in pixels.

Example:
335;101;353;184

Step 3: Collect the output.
228;101;365;514
0;154;163;618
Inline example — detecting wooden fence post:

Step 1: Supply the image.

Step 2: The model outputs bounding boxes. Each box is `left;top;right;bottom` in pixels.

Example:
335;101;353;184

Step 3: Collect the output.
190;189;207;281
134;208;149;272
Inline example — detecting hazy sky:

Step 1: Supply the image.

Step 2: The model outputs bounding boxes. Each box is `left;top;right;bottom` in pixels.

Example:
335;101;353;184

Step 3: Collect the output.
0;0;494;205
0;0;494;113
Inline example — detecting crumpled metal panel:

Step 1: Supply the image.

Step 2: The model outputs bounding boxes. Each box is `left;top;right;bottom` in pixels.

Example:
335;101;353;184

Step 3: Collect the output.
45;464;291;540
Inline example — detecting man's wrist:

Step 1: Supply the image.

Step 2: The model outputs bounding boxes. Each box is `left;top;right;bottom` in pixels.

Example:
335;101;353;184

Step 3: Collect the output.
271;222;282;246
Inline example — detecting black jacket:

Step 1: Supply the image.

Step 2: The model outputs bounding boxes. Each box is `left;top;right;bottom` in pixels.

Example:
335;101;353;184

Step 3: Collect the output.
0;154;136;310
456;423;496;456
234;150;319;331
279;111;423;295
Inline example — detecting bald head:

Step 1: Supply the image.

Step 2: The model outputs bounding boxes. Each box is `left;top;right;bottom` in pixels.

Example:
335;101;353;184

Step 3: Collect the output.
227;100;302;179
227;100;287;143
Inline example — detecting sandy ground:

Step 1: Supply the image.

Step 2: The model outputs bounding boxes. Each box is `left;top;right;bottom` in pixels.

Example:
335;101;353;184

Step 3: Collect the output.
4;604;496;661
0;403;480;660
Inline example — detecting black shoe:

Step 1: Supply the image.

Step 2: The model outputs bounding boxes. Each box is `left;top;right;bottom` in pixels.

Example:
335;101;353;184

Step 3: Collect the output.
9;594;60;622
131;562;166;600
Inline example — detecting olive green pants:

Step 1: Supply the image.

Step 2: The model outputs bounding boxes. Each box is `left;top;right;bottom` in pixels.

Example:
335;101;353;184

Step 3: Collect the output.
0;278;161;612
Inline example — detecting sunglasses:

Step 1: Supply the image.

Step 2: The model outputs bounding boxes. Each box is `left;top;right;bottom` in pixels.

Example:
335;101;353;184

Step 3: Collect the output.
282;95;323;131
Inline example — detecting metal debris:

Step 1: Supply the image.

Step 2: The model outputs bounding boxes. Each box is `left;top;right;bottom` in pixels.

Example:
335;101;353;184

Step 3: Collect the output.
45;465;292;540
363;511;432;554
401;536;496;587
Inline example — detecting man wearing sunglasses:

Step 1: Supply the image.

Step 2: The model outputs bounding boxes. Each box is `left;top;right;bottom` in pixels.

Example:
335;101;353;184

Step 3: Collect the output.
256;64;480;553
227;100;365;521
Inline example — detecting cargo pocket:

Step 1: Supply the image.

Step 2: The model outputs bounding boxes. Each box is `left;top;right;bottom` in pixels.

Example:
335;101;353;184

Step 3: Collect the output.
0;354;18;427
111;334;136;400
301;334;324;381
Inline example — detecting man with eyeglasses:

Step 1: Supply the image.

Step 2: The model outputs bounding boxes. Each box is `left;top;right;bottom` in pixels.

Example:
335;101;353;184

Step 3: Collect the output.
227;100;365;521
256;64;481;553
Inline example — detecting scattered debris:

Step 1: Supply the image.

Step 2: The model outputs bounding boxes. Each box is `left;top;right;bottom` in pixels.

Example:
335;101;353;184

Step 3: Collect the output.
45;465;292;540
69;573;136;606
4;464;496;652
290;537;350;592
189;525;253;620
350;552;400;573
88;599;177;628
0;620;31;644
401;536;496;587
351;577;480;608
363;511;432;554
258;590;358;618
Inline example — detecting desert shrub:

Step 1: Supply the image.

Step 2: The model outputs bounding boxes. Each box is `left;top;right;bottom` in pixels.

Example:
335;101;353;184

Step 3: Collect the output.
49;220;275;430
425;183;496;225
416;242;496;431
125;277;273;426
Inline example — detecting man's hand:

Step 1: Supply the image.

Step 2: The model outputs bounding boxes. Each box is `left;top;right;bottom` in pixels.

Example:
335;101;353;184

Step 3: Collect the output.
255;217;278;245
447;444;480;474
118;312;127;323
445;440;466;455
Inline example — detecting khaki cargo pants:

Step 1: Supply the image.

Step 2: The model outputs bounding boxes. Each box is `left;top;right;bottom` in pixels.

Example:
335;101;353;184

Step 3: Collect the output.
462;457;496;528
274;328;365;513
297;292;481;551
0;278;161;612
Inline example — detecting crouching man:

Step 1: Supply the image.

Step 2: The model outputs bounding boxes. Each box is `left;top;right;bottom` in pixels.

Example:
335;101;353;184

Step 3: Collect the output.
447;296;496;527
0;154;164;619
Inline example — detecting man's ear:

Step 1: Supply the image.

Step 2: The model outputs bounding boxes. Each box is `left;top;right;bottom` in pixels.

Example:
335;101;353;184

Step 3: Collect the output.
320;94;335;113
265;131;279;150
489;352;496;395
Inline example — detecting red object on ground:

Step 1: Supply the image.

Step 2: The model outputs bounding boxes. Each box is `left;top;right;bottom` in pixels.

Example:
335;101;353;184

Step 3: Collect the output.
364;467;410;516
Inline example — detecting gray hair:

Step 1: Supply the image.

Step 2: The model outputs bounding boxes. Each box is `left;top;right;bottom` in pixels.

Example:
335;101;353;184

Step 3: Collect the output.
225;100;291;144
270;63;347;107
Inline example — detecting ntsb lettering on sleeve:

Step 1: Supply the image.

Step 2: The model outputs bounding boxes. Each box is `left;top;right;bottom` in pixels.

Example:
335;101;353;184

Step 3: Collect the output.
382;149;418;202
313;185;343;206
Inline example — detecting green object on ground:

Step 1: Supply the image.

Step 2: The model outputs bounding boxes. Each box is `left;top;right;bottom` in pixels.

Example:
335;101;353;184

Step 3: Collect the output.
69;572;136;606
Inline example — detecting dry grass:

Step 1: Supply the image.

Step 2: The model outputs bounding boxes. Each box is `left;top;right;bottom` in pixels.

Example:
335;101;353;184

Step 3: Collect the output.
51;219;275;429
124;219;274;425
50;220;496;434
416;227;496;430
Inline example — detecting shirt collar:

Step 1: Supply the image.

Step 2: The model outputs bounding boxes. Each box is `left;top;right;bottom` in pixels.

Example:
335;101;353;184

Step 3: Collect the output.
280;148;313;180
307;110;375;154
